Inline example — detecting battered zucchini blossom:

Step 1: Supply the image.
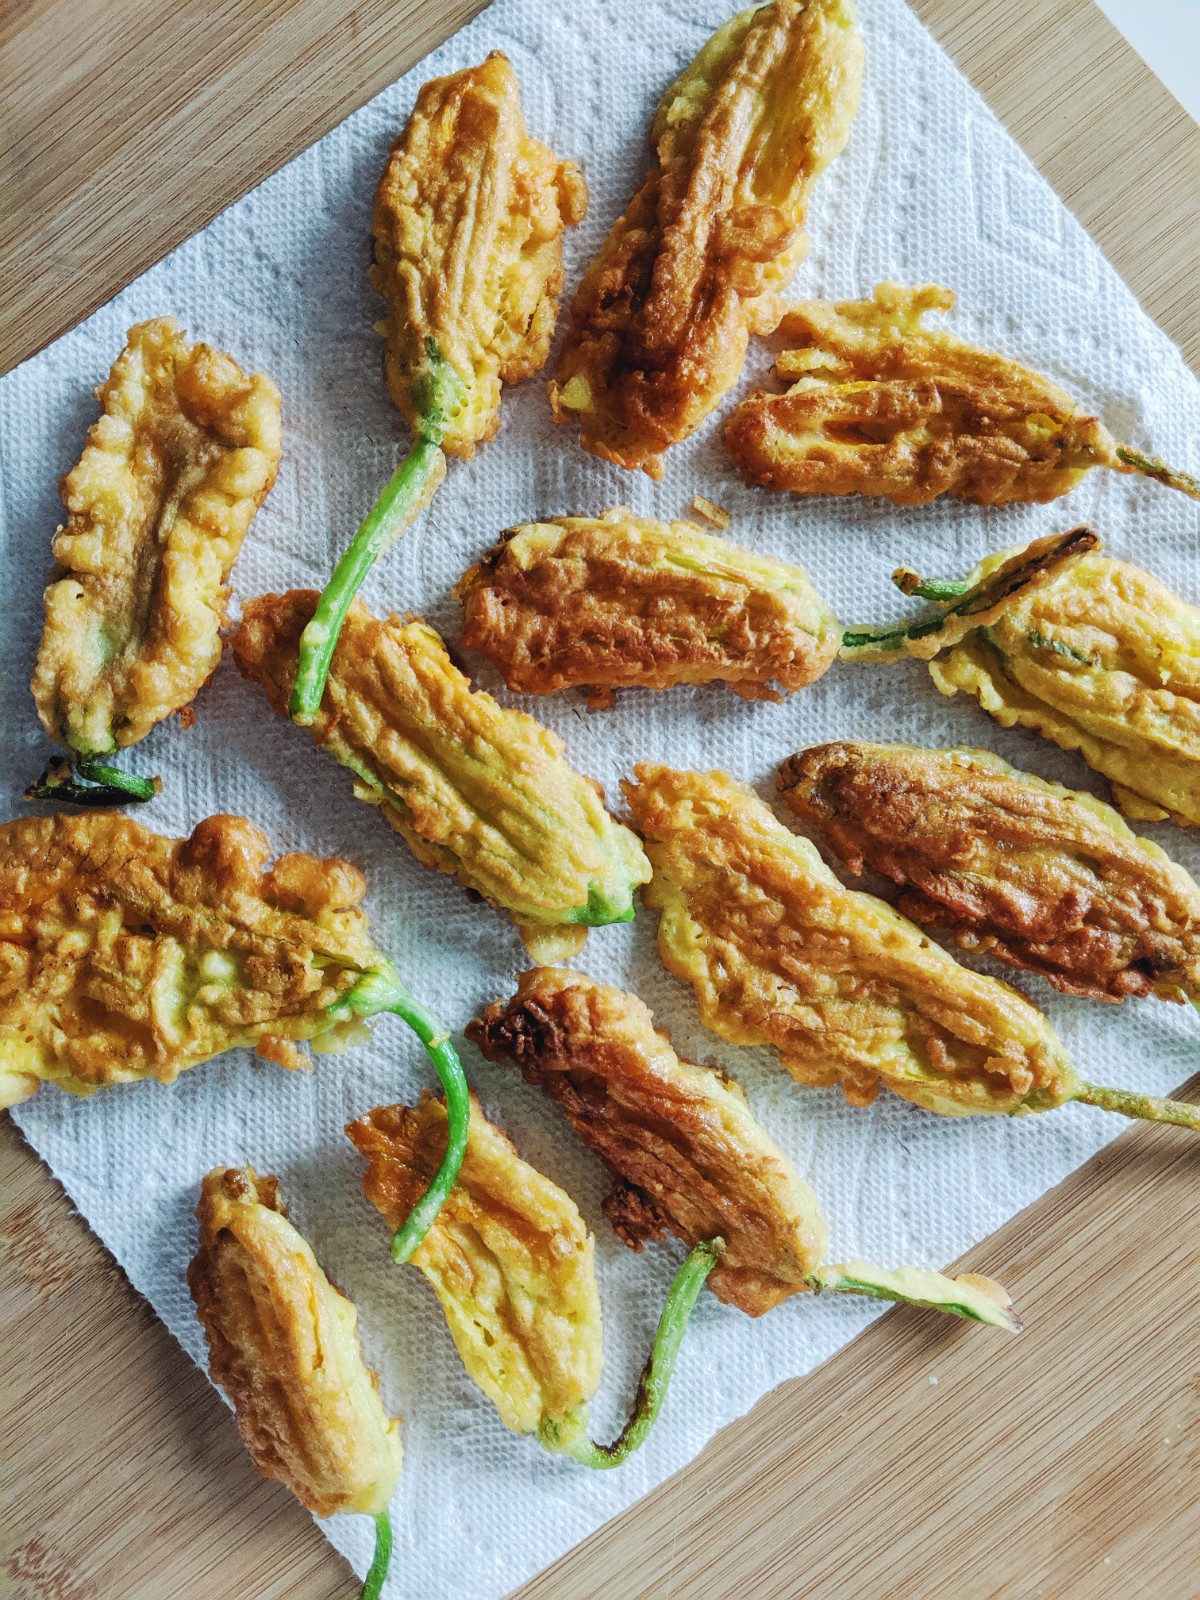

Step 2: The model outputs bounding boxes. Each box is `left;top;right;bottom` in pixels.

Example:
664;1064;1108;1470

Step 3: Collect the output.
189;1167;401;1598
349;1092;723;1467
290;53;586;721
453;508;840;705
30;317;281;802
0;809;470;1257
725;284;1199;505
549;0;863;478
842;529;1200;828
623;765;1200;1131
470;968;1020;1330
235;591;651;962
781;742;1200;1004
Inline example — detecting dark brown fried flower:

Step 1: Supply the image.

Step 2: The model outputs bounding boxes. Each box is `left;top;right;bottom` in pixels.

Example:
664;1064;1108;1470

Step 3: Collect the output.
454;508;840;705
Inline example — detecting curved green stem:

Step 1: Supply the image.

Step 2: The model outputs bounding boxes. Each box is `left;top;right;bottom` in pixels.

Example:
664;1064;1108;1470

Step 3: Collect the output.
289;436;445;724
359;1511;393;1600
808;1261;1021;1332
26;755;159;806
1076;1081;1200;1131
1116;446;1200;500
560;1238;724;1469
891;571;970;603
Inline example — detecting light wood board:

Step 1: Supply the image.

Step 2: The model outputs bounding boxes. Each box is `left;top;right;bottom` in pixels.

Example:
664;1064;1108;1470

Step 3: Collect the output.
2;3;1198;1597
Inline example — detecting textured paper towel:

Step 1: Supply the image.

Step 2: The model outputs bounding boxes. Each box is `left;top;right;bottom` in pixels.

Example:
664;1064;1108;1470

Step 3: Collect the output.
4;0;1200;1594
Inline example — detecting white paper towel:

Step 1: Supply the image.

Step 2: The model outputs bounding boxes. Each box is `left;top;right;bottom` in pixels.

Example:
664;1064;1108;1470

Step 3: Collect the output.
4;1;1199;1595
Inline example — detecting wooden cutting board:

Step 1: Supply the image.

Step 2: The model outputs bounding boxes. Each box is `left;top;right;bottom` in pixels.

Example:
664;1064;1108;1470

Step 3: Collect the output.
2;3;1198;1596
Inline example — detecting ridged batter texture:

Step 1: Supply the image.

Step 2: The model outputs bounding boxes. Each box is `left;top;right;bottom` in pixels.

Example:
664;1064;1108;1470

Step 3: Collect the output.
347;1092;604;1444
548;0;863;478
0;811;388;1108
724;283;1121;505
901;538;1200;828
623;765;1078;1116
454;508;840;706
31;318;281;757
469;966;829;1315
233;591;651;961
781;742;1200;1003
188;1166;402;1517
373;51;588;458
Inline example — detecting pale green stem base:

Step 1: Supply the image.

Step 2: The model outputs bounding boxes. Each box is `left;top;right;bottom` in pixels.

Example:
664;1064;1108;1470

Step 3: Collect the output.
560;1239;724;1469
289;436;444;724
809;1261;1021;1332
359;1511;392;1600
1076;1081;1200;1131
1116;446;1200;500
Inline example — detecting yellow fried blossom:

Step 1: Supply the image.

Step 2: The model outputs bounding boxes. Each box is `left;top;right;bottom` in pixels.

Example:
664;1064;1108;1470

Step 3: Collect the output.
725;283;1199;504
549;0;863;478
30;318;280;796
189;1166;403;1517
454;508;840;706
623;765;1200;1131
235;592;651;961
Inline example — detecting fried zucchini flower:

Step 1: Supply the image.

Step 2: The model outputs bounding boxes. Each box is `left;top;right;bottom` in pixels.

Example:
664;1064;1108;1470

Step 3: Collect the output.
453;508;840;706
470;968;1019;1330
0;809;469;1257
189;1167;401;1600
622;765;1200;1131
548;0;863;478
724;283;1199;505
348;1091;722;1467
842;528;1200;829
235;591;651;962
29;317;281;804
781;742;1200;1005
290;53;587;721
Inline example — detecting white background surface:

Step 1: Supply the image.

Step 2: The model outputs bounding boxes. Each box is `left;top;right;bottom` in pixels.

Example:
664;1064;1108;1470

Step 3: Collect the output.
3;1;1200;1597
1099;0;1200;121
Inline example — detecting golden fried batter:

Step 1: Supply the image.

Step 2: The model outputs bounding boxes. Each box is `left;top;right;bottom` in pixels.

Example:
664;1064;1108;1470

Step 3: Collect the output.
845;533;1200;827
373;51;588;459
0;811;388;1108
548;0;863;478
234;592;650;961
780;742;1200;1003
725;283;1125;505
623;765;1078;1116
31;318;281;758
453;508;840;706
468;967;828;1315
347;1092;604;1443
188;1166;402;1517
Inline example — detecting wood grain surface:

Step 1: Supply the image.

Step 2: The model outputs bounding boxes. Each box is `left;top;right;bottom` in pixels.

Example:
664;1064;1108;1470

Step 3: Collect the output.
1;3;1198;1598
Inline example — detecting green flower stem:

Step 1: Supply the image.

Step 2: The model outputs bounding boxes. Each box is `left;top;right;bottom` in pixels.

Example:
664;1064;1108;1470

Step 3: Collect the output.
808;1262;1021;1332
26;755;159;806
359;1511;393;1600
289;436;445;725
1075;1081;1200;1130
563;1239;724;1469
336;968;470;1262
891;571;970;603
1116;446;1200;500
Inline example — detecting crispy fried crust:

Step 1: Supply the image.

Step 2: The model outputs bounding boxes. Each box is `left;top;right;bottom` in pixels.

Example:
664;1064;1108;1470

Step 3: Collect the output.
781;742;1200;1003
468;967;829;1315
921;542;1200;827
233;591;650;959
622;765;1077;1117
454;509;840;705
724;283;1119;505
188;1167;402;1517
549;0;863;478
373;51;587;459
31;318;281;757
347;1092;603;1440
0;811;386;1107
